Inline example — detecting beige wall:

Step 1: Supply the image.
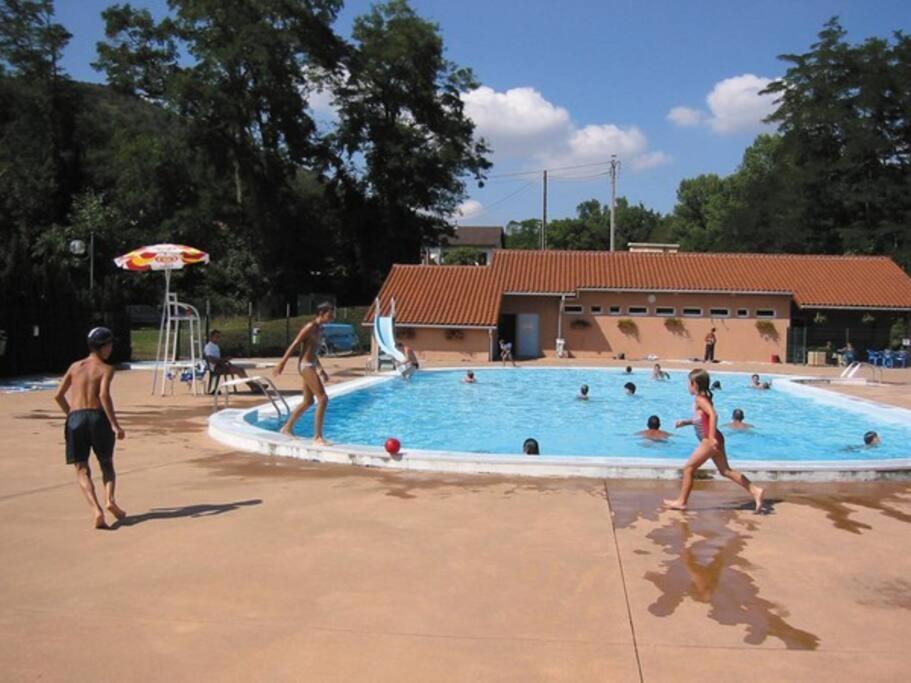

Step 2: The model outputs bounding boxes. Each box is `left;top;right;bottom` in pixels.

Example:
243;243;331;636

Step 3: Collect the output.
560;291;789;362
371;327;492;363
500;295;561;357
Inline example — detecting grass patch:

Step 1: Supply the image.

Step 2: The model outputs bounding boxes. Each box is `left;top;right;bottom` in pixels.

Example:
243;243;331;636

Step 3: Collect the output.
130;306;371;360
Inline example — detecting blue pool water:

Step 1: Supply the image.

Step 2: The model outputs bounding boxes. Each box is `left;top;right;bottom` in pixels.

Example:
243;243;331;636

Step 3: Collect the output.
246;369;911;461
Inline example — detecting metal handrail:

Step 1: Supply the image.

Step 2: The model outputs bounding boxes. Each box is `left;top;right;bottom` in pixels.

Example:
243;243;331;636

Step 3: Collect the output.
213;376;290;418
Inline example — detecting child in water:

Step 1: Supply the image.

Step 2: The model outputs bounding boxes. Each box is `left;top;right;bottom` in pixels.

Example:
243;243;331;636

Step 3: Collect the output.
577;384;590;400
523;438;540;455
651;363;670;380
624;382;637;396
727;408;753;430
664;369;765;513
463;370;476;384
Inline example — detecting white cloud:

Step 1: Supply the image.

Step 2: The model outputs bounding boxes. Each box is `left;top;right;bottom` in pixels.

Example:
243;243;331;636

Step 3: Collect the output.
307;85;337;121
667;106;704;127
630;151;672;171
455;199;484;219
461;86;570;140
706;74;776;134
462;86;668;172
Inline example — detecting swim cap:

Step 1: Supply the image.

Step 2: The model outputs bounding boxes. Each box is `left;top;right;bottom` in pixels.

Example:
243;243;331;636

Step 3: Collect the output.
87;327;114;347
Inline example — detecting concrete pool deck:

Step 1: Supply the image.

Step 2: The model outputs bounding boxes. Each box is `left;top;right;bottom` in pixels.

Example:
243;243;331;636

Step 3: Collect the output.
2;357;910;681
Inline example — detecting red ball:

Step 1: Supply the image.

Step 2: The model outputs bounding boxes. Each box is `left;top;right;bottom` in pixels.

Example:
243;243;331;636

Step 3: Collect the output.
384;438;401;455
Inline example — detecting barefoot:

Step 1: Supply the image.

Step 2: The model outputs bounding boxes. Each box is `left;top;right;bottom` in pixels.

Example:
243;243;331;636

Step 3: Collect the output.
752;487;765;513
94;511;109;530
313;437;333;447
279;425;297;438
106;502;127;520
663;499;687;511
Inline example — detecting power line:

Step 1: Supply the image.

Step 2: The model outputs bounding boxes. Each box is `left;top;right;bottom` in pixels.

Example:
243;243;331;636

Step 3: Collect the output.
457;181;536;222
484;158;620;180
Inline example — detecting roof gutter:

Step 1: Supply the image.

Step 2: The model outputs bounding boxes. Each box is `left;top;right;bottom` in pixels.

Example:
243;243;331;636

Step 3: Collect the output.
797;304;911;311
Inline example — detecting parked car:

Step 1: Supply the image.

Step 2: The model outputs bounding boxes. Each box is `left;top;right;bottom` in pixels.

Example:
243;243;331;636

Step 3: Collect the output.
319;323;360;355
126;304;161;327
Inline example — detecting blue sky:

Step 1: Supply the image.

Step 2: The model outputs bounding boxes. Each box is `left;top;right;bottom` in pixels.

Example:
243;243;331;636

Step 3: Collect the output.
57;0;911;225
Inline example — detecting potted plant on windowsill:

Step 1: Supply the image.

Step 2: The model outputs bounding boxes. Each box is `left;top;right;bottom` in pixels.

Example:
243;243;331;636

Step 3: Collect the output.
664;317;685;334
755;320;778;339
617;318;638;336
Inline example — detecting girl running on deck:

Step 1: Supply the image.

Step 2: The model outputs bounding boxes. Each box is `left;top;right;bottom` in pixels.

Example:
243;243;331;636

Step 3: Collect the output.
664;369;765;513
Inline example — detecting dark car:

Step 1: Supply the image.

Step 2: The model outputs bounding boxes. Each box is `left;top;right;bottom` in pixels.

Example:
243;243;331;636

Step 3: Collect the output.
319;323;360;355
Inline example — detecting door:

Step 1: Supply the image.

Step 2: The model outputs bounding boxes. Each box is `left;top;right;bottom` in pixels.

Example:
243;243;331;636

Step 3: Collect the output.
516;313;540;358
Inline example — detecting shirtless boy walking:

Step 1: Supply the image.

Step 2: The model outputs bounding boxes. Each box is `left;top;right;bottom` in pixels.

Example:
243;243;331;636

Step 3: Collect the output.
54;327;127;529
274;303;335;443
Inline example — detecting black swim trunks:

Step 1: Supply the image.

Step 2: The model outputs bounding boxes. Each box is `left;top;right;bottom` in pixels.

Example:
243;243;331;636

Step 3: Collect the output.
65;409;115;465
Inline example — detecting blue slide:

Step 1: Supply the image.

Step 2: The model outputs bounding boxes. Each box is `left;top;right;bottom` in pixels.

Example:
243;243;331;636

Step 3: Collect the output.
374;314;407;364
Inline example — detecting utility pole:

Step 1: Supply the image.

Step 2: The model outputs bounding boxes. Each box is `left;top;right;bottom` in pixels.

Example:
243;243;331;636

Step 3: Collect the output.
609;154;620;252
542;169;548;250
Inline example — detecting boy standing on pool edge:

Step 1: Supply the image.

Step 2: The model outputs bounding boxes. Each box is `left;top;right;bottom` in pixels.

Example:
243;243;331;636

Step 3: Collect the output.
54;327;127;530
274;302;335;444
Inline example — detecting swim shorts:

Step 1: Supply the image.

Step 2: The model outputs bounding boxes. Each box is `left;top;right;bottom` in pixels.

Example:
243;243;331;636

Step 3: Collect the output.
65;409;115;465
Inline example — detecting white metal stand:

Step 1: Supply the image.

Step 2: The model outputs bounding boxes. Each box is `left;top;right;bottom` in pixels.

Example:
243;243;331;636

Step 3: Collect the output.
152;272;204;396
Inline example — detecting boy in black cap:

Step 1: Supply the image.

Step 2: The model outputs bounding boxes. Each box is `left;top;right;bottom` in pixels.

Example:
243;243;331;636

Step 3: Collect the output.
54;327;127;529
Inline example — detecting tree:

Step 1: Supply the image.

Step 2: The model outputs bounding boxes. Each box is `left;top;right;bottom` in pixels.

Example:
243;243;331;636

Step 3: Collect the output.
762;18;911;265
504;219;541;250
94;0;347;303
331;0;491;289
442;247;484;265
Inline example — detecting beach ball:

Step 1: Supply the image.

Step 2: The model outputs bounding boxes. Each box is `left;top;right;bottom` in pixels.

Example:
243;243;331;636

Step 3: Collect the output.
385;438;401;455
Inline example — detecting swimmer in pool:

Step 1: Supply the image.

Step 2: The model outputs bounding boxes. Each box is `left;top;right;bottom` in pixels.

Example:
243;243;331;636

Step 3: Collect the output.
864;431;881;447
750;373;772;390
523;438;540;455
624;382;636;396
463;370;476;384
577;384;590;400
638;415;671;441
651;363;670;381
624;366;633;374
664;368;765;513
727;409;753;430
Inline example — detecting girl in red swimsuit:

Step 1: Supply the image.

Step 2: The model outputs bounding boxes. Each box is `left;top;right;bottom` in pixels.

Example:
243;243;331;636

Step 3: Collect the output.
664;369;765;512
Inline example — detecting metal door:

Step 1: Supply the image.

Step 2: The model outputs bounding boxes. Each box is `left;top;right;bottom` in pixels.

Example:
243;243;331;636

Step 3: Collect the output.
516;313;540;358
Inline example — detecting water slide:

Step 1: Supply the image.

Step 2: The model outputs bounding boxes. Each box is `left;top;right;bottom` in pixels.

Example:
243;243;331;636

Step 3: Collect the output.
373;305;407;365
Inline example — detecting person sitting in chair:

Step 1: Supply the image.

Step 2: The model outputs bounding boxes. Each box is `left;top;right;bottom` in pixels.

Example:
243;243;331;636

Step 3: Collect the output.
204;330;248;388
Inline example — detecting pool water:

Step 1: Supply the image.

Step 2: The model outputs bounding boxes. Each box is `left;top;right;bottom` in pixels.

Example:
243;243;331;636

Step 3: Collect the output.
246;369;911;461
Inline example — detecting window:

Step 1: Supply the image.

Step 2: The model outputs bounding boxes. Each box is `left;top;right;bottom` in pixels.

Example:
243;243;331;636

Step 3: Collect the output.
608;305;621;315
709;308;730;318
737;308;749;318
756;309;776;318
682;307;702;317
590;305;603;315
628;306;648;316
655;306;675;317
564;304;584;314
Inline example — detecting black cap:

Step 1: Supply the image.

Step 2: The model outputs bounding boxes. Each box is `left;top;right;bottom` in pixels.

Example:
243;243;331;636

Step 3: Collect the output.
87;326;114;347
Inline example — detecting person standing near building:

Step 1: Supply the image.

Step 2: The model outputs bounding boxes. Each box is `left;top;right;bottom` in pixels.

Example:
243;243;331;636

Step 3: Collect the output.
704;327;717;362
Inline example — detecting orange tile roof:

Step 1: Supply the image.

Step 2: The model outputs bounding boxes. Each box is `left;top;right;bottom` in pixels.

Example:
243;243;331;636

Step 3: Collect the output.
370;265;500;326
366;251;911;327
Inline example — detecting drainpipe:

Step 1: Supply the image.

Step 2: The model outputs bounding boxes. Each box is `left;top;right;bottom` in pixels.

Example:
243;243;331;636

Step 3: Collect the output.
488;328;494;361
557;295;565;339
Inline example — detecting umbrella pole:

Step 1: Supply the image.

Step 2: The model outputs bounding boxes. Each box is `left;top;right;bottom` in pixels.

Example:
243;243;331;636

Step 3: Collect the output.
153;270;172;396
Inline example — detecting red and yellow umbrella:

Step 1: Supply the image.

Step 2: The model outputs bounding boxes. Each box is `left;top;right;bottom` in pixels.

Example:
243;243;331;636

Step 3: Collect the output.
114;243;209;272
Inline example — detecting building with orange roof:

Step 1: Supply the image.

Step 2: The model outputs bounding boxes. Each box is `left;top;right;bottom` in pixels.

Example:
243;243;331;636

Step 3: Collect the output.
367;250;911;364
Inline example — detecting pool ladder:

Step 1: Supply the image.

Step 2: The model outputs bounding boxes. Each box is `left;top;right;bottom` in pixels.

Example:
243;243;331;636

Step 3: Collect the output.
840;362;883;383
213;376;290;419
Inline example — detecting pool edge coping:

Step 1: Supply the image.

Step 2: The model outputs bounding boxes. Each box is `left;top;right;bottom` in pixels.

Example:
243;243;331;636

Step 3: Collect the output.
208;367;911;482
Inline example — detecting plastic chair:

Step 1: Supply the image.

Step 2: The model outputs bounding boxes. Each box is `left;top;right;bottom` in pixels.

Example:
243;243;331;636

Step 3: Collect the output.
866;350;882;366
896;351;909;368
205;358;238;395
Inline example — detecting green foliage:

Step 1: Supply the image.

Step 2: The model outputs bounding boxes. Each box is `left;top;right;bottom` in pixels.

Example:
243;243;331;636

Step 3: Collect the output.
331;0;491;287
442;247;484;265
889;317;909;349
504;219;541;249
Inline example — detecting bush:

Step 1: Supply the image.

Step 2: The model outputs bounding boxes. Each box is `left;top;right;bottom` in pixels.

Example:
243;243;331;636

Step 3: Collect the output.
617;318;639;336
755;320;778;339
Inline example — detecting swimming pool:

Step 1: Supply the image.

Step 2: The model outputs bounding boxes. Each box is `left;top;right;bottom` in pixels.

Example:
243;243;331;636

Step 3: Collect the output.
242;368;911;463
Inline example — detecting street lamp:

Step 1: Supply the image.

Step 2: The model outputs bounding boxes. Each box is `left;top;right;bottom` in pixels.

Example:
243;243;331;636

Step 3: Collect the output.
68;233;94;290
